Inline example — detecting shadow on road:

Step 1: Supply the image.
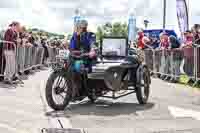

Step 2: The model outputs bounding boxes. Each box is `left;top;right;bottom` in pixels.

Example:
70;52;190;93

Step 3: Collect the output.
0;83;18;89
45;99;155;118
0;66;49;88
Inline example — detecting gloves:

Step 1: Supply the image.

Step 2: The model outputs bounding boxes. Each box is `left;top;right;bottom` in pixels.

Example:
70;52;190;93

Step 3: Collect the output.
89;50;96;58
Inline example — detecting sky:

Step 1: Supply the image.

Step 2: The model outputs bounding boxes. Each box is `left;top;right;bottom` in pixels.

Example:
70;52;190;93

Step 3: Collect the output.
0;0;199;35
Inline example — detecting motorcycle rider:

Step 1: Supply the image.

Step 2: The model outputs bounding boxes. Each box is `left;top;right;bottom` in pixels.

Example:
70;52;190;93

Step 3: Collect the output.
69;19;96;99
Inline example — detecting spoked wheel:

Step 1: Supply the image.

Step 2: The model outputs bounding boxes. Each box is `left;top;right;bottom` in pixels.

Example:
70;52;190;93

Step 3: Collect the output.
136;66;150;104
45;72;72;110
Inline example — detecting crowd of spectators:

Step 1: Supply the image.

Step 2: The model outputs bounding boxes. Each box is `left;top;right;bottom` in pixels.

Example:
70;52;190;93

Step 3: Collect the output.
135;24;200;82
136;24;200;50
0;21;67;83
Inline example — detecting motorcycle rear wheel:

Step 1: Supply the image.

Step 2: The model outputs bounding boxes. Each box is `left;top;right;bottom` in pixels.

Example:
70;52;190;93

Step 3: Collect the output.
45;71;72;111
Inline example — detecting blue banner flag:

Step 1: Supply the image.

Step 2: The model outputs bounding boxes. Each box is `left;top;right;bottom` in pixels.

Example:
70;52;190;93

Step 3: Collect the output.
128;14;136;42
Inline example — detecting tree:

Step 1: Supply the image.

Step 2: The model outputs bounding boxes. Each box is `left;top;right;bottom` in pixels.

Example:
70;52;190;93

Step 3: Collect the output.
96;22;128;41
96;26;103;41
67;34;73;40
28;28;65;39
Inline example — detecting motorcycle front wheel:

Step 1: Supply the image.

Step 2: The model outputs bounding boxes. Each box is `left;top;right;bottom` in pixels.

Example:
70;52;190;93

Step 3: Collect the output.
45;71;72;111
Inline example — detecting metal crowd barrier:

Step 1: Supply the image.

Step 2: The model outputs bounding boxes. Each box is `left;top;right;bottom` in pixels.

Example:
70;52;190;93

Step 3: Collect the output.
47;47;59;65
196;46;200;81
0;40;17;79
144;47;199;83
0;40;59;80
16;45;46;72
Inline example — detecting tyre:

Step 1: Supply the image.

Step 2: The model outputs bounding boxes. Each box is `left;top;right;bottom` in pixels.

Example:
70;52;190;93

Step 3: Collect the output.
136;66;150;104
45;71;72;110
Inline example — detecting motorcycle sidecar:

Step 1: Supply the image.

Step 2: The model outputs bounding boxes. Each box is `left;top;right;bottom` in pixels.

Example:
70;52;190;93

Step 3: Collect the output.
87;53;151;104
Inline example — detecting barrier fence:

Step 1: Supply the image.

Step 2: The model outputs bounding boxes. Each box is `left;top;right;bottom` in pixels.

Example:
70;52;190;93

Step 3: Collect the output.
0;40;60;80
144;46;200;83
3;38;200;84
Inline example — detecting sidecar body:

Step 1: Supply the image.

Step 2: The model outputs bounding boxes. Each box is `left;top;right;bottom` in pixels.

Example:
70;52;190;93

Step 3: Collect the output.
87;37;151;104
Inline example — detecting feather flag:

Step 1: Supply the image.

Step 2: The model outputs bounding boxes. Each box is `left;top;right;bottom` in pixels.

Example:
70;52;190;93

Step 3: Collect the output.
128;14;136;42
176;0;189;36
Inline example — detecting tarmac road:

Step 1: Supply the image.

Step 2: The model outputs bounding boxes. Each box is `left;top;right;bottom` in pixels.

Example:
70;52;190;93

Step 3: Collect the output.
0;69;200;133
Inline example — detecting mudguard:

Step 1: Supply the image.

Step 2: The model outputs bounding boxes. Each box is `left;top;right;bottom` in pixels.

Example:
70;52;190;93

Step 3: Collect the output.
104;66;127;91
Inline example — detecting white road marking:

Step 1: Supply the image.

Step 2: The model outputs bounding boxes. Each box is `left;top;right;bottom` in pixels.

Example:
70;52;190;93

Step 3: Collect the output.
168;106;200;120
58;117;72;128
48;118;63;128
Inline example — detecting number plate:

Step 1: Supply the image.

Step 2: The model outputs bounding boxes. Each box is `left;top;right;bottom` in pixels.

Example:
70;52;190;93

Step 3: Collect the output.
58;50;69;59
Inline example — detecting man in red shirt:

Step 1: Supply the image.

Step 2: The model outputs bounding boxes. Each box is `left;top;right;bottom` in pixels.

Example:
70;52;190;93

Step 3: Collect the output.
4;21;20;83
137;30;145;49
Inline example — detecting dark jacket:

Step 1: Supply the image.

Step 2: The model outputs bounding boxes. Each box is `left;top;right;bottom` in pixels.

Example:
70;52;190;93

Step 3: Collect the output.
69;32;96;52
3;28;17;50
169;36;181;49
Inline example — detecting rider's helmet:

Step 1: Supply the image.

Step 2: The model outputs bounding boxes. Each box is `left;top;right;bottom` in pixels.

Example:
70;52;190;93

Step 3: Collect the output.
79;19;88;28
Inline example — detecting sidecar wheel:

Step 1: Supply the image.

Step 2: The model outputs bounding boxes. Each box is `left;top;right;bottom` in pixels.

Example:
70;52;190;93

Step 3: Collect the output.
136;66;150;104
45;72;72;111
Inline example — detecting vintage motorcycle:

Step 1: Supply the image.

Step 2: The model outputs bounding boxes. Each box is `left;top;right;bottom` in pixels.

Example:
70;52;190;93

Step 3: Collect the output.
45;38;151;111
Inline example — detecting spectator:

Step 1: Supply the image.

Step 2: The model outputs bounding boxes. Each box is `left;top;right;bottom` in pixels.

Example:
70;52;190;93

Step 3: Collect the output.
192;24;200;45
181;30;193;48
142;36;151;49
3;21;20;83
28;32;37;47
192;24;200;77
35;36;42;47
137;30;145;50
17;26;27;74
0;30;6;81
19;26;26;46
151;37;160;49
61;39;69;50
181;30;194;76
159;32;170;80
159;32;169;49
169;35;181;49
41;37;49;64
169;35;182;82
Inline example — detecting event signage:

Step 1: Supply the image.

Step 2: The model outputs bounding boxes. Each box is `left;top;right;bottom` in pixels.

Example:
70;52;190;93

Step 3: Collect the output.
176;0;189;37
